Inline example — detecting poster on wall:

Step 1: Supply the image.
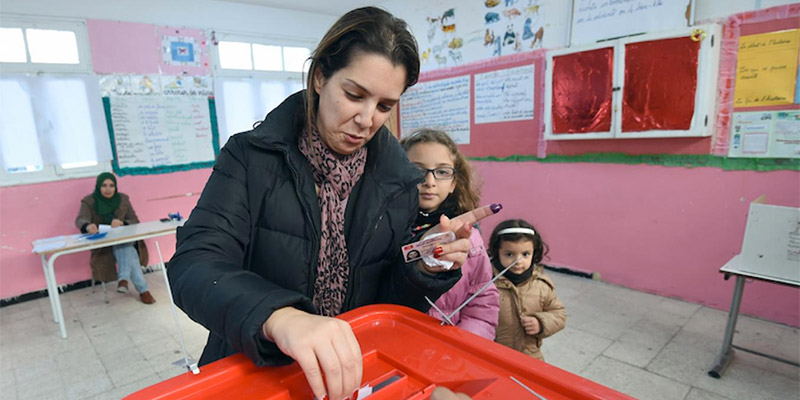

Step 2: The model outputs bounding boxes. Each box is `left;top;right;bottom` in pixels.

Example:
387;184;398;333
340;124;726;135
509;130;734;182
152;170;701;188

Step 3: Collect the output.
728;110;800;158
400;75;471;144
99;74;162;96
474;64;534;123
162;36;203;68
161;75;213;96
734;29;800;107
411;0;558;72
571;0;691;45
105;95;217;170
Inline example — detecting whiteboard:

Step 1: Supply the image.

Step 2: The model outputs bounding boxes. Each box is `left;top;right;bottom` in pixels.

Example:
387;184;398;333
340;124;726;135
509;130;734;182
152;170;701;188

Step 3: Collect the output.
399;75;471;144
739;203;800;284
571;0;692;45
474;64;535;124
104;96;218;174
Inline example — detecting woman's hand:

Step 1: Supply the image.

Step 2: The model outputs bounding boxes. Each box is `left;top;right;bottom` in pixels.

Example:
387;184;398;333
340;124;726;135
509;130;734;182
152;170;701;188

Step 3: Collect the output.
425;204;502;236
418;204;502;274
110;218;124;228
521;315;542;336
263;307;362;400
417;214;473;273
86;224;99;234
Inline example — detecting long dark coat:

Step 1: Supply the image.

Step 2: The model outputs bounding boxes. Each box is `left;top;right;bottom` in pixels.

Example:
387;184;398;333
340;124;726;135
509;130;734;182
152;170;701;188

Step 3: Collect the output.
168;91;460;367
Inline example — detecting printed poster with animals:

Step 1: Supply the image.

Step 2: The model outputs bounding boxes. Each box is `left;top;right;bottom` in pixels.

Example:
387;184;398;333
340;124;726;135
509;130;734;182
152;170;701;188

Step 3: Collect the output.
407;0;553;72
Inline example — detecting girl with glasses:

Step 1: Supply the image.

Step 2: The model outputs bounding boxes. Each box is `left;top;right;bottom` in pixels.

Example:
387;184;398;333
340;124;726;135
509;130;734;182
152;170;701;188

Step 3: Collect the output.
400;129;500;340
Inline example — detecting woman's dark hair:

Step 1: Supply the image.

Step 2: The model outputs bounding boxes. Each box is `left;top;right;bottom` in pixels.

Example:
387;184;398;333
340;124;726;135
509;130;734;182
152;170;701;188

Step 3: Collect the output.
400;128;481;214
304;6;420;136
488;219;549;265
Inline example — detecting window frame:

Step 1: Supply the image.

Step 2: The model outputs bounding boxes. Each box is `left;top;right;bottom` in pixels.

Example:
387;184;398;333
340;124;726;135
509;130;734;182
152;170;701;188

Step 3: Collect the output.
0;16;93;74
545;23;722;141
211;31;314;80
0;16;108;187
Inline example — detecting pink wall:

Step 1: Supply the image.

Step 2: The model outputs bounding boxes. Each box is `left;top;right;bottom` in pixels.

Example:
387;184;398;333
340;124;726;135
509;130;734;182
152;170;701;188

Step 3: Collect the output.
0;169;210;299
3;162;797;328
474;161;800;327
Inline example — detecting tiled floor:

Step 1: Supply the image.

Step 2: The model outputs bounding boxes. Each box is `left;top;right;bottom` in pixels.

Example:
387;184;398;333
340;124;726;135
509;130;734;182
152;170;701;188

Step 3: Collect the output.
1;270;797;399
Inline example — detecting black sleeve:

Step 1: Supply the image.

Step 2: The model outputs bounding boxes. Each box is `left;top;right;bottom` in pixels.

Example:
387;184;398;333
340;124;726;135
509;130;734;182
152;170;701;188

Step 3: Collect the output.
167;135;315;367
376;188;461;311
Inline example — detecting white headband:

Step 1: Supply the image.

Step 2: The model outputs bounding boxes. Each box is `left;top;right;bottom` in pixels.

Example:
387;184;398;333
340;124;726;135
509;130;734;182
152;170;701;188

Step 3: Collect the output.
497;227;536;236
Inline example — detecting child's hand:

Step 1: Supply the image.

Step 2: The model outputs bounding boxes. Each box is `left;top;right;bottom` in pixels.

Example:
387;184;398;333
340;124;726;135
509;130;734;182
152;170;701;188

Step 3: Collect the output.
110;218;124;228
521;315;541;336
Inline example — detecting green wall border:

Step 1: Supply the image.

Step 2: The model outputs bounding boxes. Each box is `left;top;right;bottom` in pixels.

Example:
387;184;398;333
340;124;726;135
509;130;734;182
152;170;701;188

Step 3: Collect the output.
470;153;800;171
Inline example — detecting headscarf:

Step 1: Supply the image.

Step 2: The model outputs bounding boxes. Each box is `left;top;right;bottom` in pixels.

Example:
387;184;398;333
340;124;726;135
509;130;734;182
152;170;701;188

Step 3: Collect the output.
299;127;367;317
92;172;120;224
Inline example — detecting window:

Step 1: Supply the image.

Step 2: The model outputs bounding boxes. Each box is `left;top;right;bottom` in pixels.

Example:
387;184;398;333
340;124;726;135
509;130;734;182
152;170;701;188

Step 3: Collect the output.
214;78;304;144
0;18;90;73
0;18;110;186
212;33;312;145
545;24;722;140
214;36;312;75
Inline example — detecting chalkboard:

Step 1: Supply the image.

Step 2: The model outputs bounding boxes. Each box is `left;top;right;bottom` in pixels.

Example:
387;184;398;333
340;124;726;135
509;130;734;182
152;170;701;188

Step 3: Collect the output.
102;96;219;175
739;202;800;284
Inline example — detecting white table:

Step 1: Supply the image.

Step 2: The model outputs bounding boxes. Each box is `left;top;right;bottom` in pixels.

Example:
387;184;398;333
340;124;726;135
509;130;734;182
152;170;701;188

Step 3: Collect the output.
31;219;184;339
707;254;800;378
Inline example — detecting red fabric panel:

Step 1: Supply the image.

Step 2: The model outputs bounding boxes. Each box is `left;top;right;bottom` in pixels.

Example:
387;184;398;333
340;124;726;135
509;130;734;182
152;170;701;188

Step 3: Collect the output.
621;37;700;133
551;47;614;134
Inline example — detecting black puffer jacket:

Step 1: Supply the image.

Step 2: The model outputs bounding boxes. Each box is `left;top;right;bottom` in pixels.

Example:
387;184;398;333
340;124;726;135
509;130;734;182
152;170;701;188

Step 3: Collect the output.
168;91;460;367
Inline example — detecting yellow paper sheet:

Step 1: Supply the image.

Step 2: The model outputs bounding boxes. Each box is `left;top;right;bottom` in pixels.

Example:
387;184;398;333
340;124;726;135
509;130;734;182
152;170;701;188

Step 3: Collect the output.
735;29;800;107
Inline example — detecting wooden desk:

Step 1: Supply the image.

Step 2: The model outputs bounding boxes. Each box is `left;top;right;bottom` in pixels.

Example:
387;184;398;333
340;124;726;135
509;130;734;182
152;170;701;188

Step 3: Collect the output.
707;254;800;378
31;219;184;339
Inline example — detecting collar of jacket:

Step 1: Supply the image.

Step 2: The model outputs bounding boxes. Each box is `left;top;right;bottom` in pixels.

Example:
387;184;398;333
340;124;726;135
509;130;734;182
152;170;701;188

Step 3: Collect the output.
494;263;548;290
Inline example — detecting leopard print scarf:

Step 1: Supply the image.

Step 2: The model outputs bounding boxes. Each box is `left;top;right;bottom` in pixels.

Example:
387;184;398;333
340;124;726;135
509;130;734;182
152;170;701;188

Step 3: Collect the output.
299;128;367;317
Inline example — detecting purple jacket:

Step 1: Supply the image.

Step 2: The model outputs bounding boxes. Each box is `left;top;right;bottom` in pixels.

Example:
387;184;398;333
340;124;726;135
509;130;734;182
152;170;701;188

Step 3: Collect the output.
427;230;499;340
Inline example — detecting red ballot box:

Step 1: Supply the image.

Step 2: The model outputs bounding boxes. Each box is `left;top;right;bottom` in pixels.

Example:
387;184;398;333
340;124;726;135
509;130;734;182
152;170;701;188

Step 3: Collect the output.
126;305;633;399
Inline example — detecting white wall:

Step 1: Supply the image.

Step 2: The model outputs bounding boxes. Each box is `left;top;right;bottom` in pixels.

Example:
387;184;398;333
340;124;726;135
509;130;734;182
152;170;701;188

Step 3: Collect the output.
0;0;335;42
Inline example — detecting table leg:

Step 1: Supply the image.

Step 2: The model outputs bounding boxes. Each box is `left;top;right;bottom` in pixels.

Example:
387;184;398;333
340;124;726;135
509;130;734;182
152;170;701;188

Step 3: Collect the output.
708;275;745;378
46;254;68;339
41;255;59;324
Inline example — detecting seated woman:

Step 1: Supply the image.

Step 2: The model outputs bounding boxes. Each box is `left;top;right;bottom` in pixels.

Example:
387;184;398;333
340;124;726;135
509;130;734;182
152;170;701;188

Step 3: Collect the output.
75;172;155;304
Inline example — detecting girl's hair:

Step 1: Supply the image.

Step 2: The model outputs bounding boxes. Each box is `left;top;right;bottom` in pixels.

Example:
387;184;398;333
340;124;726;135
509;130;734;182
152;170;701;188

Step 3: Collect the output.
304;7;420;136
400;128;482;214
488;219;549;264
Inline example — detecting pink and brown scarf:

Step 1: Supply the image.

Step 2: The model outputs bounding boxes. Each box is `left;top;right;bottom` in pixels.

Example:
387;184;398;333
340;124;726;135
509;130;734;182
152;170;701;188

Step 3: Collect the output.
299;128;367;317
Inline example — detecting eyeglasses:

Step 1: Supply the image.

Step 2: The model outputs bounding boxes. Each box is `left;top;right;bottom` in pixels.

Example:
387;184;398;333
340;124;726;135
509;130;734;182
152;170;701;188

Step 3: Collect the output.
416;166;456;181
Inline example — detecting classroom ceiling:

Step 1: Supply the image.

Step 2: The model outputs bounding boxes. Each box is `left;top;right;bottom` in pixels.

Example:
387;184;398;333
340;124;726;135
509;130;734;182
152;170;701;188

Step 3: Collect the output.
211;0;385;16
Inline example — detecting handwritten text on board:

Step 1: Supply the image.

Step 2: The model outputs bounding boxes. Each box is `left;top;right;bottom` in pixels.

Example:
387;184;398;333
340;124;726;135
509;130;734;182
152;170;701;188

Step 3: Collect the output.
735;29;800;107
400;76;471;144
572;0;689;45
109;96;215;169
474;64;535;124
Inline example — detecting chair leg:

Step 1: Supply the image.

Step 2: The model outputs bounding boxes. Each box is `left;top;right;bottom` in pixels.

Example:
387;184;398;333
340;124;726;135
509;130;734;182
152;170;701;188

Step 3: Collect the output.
91;278;96;293
101;281;109;304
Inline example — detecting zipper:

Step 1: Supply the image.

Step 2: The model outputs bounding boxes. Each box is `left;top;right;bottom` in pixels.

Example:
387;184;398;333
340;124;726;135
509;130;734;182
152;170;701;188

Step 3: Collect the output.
343;178;418;310
277;147;320;299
